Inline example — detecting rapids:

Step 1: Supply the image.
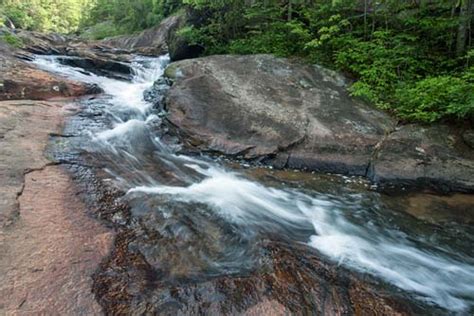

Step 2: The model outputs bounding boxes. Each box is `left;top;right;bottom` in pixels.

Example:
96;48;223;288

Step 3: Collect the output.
33;55;474;313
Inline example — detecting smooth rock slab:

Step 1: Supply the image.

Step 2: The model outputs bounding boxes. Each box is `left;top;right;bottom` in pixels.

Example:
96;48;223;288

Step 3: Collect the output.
0;166;113;315
0;99;113;314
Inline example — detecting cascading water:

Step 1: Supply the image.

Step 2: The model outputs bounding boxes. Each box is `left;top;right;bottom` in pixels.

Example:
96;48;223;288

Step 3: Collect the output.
33;55;474;313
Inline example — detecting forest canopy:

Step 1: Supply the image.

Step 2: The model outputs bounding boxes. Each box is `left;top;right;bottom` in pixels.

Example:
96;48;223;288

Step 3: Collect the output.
0;0;94;33
0;0;473;123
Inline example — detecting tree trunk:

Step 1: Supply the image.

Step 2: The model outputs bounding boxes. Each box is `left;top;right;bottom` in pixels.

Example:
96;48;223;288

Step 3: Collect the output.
456;0;472;56
288;0;292;21
5;17;16;29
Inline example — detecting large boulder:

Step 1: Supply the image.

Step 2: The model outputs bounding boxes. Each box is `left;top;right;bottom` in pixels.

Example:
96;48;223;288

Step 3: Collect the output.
164;54;474;192
164;54;395;176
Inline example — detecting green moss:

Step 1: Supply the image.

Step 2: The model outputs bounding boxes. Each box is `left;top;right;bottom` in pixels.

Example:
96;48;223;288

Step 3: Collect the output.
0;33;23;48
164;64;179;80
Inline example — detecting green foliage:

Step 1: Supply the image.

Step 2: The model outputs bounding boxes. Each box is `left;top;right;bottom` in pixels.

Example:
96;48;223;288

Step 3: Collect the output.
395;76;474;122
0;0;94;33
329;31;426;108
0;32;24;48
82;0;184;36
79;21;125;40
228;20;310;56
2;0;472;123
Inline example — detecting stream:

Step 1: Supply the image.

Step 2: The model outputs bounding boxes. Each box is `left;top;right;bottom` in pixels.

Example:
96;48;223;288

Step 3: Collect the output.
33;55;474;314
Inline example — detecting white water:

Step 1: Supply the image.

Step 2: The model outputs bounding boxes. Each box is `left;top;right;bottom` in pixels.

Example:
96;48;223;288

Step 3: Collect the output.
33;55;474;312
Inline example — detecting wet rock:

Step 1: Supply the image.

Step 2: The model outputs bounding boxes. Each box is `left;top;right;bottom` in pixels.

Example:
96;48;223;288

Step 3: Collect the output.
144;77;171;110
14;29;68;55
384;192;474;225
0;45;103;100
10;28;135;81
56;55;132;81
93;218;419;315
164;54;396;176
368;124;474;193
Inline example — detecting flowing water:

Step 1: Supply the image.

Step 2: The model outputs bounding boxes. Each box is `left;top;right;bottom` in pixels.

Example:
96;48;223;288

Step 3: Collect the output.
33;55;474;313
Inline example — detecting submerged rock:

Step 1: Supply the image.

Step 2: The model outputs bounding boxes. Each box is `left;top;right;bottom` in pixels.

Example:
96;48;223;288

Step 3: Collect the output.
164;54;474;193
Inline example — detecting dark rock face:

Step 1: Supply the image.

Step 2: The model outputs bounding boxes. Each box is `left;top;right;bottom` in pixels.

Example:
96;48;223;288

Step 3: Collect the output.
368;124;474;193
164;54;474;192
463;129;474;149
144;77;171;111
56;55;132;81
166;12;204;61
167;36;204;62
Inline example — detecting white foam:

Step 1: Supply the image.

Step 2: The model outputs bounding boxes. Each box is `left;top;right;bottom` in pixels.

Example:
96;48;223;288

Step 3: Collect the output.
129;166;474;311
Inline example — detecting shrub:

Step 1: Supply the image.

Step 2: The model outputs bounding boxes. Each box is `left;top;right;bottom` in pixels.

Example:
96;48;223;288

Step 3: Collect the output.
79;21;125;40
395;76;474;122
0;33;24;48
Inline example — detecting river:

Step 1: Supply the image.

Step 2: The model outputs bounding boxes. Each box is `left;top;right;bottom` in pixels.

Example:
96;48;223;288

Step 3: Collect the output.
33;55;474;314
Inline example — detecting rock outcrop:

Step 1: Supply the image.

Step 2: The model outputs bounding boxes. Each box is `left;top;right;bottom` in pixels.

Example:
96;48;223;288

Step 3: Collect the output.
100;15;181;56
99;13;203;61
0;99;113;314
3;27;134;80
0;43;102;100
164;54;474;192
165;11;205;61
368;124;474;192
7;13;200;63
